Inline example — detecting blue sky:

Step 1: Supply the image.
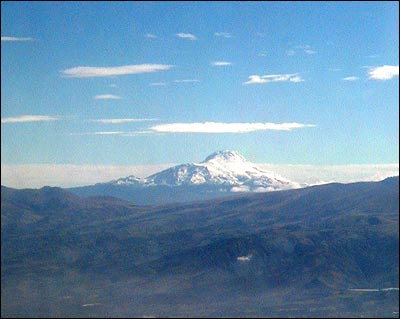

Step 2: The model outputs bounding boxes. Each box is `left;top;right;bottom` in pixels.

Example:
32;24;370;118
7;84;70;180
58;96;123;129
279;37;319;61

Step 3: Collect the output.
1;1;399;186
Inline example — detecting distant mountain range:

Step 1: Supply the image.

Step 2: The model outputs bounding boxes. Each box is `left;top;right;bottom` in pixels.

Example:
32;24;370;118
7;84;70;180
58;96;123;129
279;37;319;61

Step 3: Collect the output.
69;150;302;205
1;177;399;317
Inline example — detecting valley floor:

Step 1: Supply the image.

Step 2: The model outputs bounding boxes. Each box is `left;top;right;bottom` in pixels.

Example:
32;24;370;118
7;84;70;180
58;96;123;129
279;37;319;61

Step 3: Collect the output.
2;272;399;318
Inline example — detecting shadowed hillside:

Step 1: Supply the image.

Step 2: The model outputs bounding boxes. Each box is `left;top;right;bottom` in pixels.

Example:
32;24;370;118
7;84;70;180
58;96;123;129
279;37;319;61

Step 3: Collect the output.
1;177;399;317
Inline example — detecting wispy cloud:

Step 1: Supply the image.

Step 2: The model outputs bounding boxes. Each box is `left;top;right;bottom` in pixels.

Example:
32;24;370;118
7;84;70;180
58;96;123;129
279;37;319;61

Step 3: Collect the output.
94;131;123;135
211;61;232;67
176;33;197;40
61;64;173;78
145;33;157;39
1;115;59;124
243;73;304;85
150;82;167;86
69;131;124;136
287;45;317;56
121;131;157;137
304;49;317;55
94;94;121;100
296;45;317;55
1;36;35;42
91;118;158;124
174;79;200;83
342;76;359;81
258;52;267;57
368;65;399;80
150;122;315;133
214;32;233;38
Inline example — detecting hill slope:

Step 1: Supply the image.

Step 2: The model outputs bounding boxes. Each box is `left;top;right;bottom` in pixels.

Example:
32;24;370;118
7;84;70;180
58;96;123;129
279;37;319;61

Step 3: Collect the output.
1;177;399;317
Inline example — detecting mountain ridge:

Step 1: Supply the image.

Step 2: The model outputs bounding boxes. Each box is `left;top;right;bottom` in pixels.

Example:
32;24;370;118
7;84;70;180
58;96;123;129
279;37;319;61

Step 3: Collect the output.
67;152;398;205
2;177;398;317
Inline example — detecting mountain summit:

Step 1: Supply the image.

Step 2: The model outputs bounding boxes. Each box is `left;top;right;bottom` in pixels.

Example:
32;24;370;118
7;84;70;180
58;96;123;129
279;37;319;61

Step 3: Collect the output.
109;150;300;192
203;150;247;162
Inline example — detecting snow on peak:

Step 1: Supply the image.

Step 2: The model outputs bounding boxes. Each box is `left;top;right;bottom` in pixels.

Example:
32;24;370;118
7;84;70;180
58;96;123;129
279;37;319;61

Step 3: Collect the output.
203;150;247;163
145;150;300;191
107;175;145;186
107;150;301;192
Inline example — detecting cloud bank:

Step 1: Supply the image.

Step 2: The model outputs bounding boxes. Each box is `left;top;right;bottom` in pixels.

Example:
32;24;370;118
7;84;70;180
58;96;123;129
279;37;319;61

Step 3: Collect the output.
243;74;304;85
61;64;173;78
2;163;397;189
150;122;315;133
368;65;399;80
1;164;173;188
1;115;59;123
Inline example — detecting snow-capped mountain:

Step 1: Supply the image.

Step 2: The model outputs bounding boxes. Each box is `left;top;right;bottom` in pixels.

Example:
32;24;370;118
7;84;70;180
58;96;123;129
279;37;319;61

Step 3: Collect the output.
107;175;144;186
107;150;300;192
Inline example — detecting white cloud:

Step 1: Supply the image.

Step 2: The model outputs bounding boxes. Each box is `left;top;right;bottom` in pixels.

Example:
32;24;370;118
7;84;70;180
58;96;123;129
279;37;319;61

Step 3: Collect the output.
244;75;268;84
286;50;296;56
231;185;250;192
237;255;252;262
69;131;124;136
94;94;121;100
1;36;35;42
211;61;232;67
243;73;304;85
61;64;173;78
342;76;359;81
258;52;267;57
214;32;233;38
91;118;158;124
368;65;399;80
287;45;317;56
150;82;167;86
289;76;304;83
176;33;197;40
150;122;315;133
94;131;123;135
1;115;59;124
121;131;158;137
304;49;317;55
296;45;317;54
174;79;199;83
145;33;157;39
